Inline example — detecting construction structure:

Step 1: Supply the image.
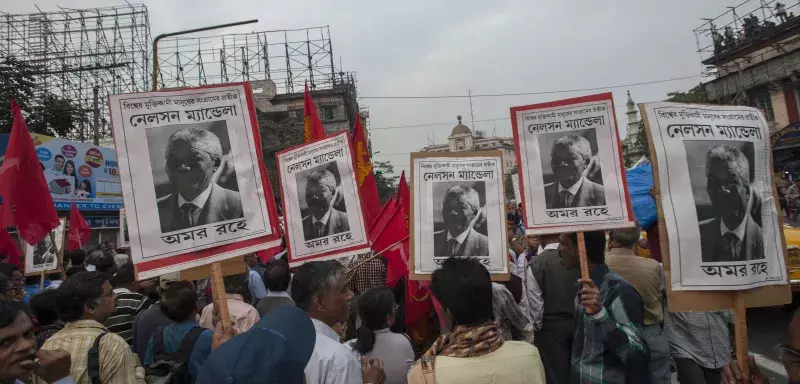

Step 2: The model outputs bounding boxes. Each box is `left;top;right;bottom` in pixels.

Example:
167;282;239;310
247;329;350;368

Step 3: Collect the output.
0;4;152;141
695;0;800;173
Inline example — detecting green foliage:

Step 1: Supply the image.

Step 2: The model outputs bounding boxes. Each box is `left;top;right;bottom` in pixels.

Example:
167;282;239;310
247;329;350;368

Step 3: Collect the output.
256;111;305;194
665;84;708;104
374;160;398;203
505;165;518;201
0;56;36;132
28;93;82;137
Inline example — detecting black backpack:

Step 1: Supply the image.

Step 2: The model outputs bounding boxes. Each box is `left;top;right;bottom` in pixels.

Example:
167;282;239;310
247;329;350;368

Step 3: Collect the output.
145;326;206;384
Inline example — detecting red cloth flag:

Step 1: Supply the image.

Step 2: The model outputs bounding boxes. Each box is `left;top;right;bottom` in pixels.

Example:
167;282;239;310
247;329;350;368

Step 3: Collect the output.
406;278;432;326
303;82;326;143
351;118;381;226
67;204;91;252
368;196;396;242
396;171;410;229
372;206;409;286
0;100;59;245
0;228;22;267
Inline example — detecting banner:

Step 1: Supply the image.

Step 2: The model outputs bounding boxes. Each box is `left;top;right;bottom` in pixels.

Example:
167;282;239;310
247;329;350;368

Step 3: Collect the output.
277;131;370;265
0;134;123;211
410;151;509;279
511;173;521;203
108;83;282;279
25;218;65;275
642;103;787;290
510;93;634;234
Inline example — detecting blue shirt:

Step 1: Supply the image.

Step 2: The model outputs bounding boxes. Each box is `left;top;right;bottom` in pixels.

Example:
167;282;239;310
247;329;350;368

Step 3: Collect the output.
247;267;268;301
144;321;213;381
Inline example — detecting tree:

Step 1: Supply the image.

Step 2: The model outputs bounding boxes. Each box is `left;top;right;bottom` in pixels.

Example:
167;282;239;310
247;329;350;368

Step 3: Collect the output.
28;93;82;137
504;165;518;201
374;160;398;203
256;111;305;194
0;56;36;132
665;84;708;103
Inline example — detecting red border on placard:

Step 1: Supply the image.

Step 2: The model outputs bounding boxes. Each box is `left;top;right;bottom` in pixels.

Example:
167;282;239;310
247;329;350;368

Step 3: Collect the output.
110;82;283;274
275;131;370;265
509;92;635;232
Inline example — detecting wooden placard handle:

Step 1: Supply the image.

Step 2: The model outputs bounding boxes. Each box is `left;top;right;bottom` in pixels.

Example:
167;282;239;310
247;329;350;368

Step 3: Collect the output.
733;291;749;379
210;262;232;349
577;232;589;280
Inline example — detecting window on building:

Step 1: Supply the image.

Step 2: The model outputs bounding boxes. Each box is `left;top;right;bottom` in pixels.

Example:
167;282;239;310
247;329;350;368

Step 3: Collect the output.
755;93;775;121
321;106;335;121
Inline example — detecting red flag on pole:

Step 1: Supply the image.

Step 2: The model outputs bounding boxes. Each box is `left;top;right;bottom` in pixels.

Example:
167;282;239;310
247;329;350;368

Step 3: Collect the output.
396;171;410;229
0;228;22;267
368;196;396;242
67;204;91;252
351;118;381;226
372;206;409;286
0;100;60;245
303;82;327;143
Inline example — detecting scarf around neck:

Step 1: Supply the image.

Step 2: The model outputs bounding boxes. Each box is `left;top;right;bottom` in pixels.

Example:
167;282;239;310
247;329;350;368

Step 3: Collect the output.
419;322;504;376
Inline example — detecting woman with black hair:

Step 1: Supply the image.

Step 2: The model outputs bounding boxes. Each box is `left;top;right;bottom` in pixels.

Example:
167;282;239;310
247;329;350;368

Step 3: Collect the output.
345;287;414;384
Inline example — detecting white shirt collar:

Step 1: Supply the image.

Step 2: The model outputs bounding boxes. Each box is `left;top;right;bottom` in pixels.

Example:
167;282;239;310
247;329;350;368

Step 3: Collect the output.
720;214;748;241
311;318;340;342
537;242;560;254
266;290;292;299
113;287;131;294
177;183;213;210
446;227;472;245
558;176;584;196
311;207;332;227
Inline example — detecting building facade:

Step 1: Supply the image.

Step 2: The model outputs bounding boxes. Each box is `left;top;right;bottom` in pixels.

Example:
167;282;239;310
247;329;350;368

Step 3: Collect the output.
620;91;649;168
421;116;517;173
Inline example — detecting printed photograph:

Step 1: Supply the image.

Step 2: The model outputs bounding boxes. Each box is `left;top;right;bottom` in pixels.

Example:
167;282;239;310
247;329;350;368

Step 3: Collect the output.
295;162;350;241
431;181;489;257
32;235;56;267
145;121;243;233
538;128;606;209
684;140;765;263
44;155;75;196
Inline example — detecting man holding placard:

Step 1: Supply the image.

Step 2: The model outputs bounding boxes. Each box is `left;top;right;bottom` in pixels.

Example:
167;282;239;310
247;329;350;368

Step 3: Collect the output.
560;231;649;383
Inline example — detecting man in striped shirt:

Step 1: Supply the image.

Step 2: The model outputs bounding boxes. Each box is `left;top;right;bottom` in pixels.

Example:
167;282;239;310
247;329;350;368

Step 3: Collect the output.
104;262;148;346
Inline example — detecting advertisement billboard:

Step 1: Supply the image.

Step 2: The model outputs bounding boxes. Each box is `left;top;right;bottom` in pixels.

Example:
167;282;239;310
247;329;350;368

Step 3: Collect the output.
0;134;123;211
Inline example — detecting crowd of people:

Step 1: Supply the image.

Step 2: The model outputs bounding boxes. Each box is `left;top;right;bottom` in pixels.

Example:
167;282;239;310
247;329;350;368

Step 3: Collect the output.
0;220;792;384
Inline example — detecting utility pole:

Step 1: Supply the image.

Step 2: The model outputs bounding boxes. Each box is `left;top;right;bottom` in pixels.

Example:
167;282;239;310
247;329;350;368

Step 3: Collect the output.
469;89;475;129
92;85;99;145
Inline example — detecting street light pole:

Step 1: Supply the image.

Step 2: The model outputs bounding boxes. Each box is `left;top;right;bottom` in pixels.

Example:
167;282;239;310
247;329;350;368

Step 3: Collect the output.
151;19;258;91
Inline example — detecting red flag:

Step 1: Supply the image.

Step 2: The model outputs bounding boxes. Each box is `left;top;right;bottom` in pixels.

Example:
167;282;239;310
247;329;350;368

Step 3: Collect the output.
303;82;326;143
396;171;410;229
0;100;59;245
368;196;396;242
351;118;381;226
67;204;91;252
406;278;432;325
372;206;409;286
0;228;22;267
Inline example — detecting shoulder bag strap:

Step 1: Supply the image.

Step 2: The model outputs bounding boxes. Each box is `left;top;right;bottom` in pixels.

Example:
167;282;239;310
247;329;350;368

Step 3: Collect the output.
87;333;107;384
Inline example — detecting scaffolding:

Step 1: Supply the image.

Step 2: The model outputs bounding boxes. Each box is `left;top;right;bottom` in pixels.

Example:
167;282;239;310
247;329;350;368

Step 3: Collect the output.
155;26;342;94
0;4;151;140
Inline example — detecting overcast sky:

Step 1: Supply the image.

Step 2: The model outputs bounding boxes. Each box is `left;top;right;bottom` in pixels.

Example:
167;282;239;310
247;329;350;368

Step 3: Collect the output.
6;0;746;174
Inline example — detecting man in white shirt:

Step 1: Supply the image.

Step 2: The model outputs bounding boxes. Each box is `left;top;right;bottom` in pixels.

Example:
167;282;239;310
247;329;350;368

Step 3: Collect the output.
698;145;764;262
432;185;489;257
291;260;385;384
543;135;605;209
301;169;350;241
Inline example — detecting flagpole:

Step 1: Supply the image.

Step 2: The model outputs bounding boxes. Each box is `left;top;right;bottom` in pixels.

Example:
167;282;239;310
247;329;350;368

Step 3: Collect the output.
346;235;409;282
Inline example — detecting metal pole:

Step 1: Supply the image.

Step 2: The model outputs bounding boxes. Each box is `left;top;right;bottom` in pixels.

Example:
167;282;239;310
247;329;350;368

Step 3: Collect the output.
92;86;99;146
151;19;258;91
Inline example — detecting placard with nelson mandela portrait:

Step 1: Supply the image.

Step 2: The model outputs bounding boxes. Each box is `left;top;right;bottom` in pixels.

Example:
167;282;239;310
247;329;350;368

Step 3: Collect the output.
108;84;282;279
642;102;787;291
510;93;634;235
409;151;509;280
276;131;370;266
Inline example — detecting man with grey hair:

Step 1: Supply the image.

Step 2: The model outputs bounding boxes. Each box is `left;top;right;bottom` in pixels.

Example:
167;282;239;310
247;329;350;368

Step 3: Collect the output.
156;127;243;233
291;260;385;384
302;168;349;240
699;145;764;262
543;134;605;209
606;224;670;383
433;184;489;257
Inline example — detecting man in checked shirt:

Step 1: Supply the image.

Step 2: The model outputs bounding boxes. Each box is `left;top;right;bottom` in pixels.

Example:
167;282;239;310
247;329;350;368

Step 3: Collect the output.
559;231;649;384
